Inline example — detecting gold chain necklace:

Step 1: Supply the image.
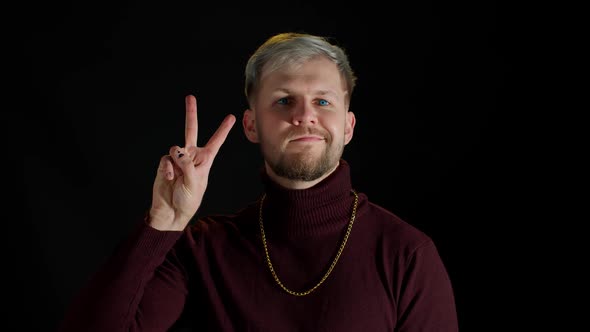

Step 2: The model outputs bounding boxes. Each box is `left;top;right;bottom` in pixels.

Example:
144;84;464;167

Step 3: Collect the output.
258;189;359;296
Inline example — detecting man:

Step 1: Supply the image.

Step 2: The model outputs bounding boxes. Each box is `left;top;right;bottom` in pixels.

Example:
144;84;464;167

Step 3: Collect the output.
59;32;458;331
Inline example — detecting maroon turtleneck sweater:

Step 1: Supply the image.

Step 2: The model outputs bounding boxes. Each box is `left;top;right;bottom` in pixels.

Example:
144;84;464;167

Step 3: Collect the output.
59;160;458;332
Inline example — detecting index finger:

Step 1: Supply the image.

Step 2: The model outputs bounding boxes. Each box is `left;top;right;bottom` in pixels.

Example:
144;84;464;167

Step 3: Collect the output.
185;95;198;148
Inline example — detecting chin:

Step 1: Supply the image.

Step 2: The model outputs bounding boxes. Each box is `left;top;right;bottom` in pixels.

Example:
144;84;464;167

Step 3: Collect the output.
271;151;339;182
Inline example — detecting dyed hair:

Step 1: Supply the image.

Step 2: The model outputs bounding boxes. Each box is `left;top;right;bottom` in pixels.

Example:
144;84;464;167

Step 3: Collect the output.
244;32;357;106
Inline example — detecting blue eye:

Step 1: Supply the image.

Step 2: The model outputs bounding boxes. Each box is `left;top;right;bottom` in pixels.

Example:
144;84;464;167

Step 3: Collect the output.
277;97;290;105
318;99;330;106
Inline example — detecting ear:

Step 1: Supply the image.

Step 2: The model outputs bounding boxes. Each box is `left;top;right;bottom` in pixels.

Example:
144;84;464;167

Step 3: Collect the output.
243;109;259;143
344;111;356;145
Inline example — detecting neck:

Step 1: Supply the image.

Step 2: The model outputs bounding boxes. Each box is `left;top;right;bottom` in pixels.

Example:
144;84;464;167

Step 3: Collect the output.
259;159;356;238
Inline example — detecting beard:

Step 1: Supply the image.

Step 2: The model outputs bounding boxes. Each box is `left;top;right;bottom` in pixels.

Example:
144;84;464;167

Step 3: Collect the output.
260;128;344;182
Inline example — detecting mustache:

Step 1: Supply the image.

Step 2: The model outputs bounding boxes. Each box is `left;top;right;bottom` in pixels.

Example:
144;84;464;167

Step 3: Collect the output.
286;127;328;140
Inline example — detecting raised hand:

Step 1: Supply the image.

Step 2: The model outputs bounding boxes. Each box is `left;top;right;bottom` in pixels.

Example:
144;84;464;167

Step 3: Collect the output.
149;95;236;231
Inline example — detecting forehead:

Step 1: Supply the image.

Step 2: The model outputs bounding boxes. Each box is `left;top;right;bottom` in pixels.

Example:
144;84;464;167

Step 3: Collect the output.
259;57;345;93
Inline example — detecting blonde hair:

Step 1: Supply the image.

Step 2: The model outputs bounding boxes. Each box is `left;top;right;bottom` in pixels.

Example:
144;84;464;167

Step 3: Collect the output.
244;32;357;106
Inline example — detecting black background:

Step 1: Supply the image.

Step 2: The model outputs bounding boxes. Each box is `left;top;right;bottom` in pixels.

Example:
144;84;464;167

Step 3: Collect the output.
16;0;527;330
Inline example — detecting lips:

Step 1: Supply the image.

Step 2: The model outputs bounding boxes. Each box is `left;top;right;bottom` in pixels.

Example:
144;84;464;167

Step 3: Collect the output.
290;135;325;142
287;128;326;142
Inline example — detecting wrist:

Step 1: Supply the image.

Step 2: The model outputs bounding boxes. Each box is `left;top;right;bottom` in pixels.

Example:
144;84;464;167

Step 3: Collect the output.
148;208;184;231
148;207;193;231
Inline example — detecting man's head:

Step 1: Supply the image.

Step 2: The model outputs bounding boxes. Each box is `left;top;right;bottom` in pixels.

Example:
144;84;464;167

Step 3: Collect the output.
244;33;357;107
242;32;357;189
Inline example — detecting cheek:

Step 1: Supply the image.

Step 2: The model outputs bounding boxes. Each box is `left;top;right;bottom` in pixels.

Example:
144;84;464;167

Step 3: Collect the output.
321;115;347;137
258;118;285;140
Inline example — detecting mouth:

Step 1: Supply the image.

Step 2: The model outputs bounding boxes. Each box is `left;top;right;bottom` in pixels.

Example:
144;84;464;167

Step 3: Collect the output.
289;135;325;142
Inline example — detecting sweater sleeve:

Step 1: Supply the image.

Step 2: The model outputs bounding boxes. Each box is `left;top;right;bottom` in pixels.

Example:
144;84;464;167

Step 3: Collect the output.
396;240;459;332
58;216;190;332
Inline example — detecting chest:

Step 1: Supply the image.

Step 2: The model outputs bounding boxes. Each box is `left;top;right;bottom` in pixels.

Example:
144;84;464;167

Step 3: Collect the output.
190;237;396;331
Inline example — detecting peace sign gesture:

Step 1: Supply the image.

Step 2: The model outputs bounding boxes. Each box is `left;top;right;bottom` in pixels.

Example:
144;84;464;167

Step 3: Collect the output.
149;95;236;231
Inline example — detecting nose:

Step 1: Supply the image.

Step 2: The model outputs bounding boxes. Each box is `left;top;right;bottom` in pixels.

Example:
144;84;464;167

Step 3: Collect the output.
291;100;317;126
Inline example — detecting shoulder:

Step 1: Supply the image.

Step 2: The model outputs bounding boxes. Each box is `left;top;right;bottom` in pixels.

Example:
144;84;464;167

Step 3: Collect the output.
357;193;434;255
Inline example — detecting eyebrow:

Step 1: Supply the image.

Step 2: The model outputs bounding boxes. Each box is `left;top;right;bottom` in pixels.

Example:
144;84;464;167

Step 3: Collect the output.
274;88;338;97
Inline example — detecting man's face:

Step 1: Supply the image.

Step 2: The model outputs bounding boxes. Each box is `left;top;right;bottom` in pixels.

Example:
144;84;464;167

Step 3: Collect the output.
243;56;355;182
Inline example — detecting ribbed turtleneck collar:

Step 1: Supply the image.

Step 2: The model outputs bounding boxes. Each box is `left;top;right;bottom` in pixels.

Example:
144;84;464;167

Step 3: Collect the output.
259;159;357;238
